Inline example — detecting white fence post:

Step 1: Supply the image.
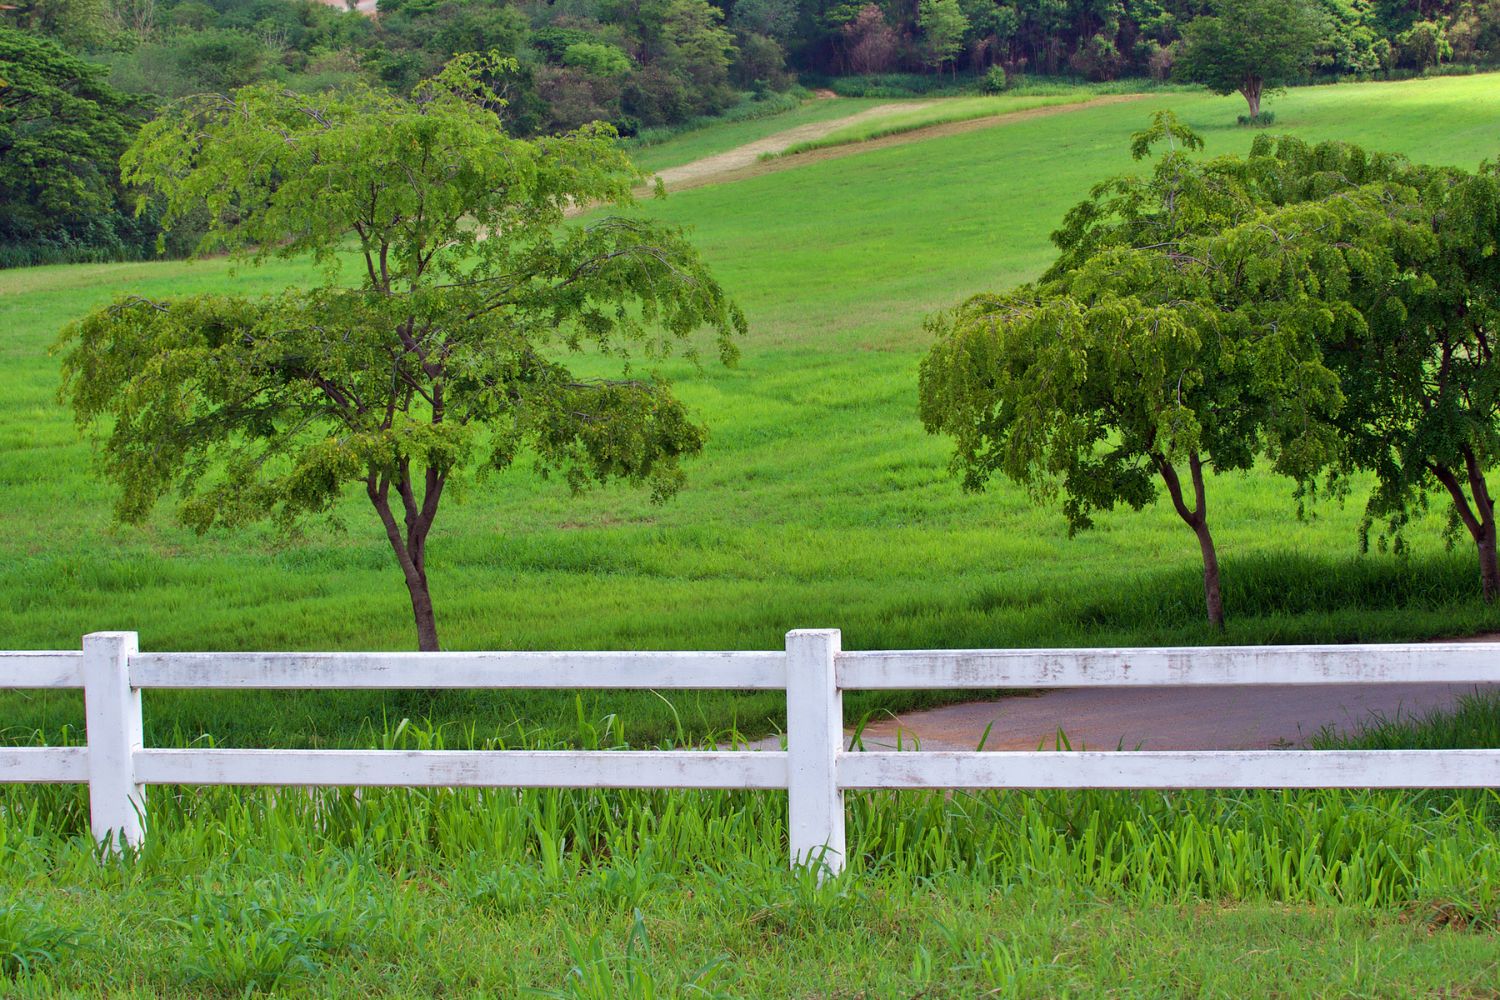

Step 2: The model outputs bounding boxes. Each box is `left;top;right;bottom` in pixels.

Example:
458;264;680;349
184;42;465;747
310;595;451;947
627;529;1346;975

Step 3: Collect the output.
82;631;144;852
786;628;845;876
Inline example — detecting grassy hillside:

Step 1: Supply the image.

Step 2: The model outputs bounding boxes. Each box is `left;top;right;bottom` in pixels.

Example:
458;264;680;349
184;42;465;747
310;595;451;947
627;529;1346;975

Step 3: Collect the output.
626;95;889;173
771;90;1118;156
6;75;1500;746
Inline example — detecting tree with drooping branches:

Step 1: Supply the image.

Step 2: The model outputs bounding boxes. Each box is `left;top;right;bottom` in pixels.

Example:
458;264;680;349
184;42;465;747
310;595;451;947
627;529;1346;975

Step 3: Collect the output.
920;115;1416;628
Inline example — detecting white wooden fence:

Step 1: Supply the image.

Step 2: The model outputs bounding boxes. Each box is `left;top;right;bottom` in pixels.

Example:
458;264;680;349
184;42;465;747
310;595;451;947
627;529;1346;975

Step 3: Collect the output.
3;629;1500;874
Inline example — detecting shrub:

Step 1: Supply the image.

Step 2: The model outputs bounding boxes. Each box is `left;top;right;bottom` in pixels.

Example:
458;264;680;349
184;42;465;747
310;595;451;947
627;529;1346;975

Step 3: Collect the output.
823;72;977;97
731;31;793;91
981;64;1008;93
563;41;633;79
1236;110;1277;126
536;64;622;131
1145;40;1176;80
623;64;694;125
1397;20;1452;70
1068;33;1125;81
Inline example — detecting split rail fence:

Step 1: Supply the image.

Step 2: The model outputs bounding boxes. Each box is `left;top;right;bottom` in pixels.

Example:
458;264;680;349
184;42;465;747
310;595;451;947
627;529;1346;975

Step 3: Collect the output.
3;629;1499;873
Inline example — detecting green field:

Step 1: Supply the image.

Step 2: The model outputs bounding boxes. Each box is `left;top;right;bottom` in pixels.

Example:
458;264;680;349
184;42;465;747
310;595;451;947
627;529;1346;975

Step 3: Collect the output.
626;95;890;172
6;72;1500;998
771;91;1105;156
7;73;1500;746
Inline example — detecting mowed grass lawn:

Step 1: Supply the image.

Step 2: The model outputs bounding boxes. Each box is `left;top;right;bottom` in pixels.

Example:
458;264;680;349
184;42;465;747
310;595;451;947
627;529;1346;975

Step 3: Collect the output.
7;75;1500;747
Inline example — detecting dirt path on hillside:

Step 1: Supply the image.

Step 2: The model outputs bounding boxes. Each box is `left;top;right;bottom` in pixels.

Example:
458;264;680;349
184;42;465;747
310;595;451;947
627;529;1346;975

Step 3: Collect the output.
653;92;1152;195
748;636;1500;752
650;100;935;190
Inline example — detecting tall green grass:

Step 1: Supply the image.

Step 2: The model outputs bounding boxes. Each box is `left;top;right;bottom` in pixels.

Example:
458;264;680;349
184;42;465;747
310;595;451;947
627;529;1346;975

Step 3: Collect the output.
3;700;1500;994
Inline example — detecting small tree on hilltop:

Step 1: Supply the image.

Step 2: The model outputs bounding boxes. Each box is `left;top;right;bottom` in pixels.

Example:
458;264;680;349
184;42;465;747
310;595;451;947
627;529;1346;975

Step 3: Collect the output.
58;55;745;651
918;118;1401;628
1175;0;1326;121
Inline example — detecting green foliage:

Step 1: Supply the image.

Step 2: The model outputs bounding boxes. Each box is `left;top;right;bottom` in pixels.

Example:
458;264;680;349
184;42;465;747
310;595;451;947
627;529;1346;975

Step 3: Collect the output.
1175;0;1327;116
916;0;969;72
1315;0;1391;76
1256;138;1500;596
982;64;1009;92
1237;110;1277;125
58;55;744;649
0;26;151;265
1397;19;1453;69
563;41;633;79
918;113;1402;624
3;0;109;47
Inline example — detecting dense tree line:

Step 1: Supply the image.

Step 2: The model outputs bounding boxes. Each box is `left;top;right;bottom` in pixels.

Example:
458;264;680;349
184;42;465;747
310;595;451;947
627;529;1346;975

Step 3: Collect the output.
7;0;1500;264
805;0;1500;80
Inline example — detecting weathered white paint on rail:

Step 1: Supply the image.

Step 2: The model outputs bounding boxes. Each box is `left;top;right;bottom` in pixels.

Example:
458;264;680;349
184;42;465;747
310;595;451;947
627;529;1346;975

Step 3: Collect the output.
0;652;84;689
0;747;88;783
12;630;1500;864
837;749;1500;789
134;749;789;789
836;644;1500;689
129;650;787;690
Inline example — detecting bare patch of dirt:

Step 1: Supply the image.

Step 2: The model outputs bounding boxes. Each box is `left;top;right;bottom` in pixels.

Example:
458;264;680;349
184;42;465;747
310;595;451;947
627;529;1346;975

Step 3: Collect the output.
653;92;1152;195
649;101;937;191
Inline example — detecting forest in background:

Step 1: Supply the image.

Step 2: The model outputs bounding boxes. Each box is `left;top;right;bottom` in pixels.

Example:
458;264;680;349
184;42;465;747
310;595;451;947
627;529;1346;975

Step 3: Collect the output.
6;0;1500;266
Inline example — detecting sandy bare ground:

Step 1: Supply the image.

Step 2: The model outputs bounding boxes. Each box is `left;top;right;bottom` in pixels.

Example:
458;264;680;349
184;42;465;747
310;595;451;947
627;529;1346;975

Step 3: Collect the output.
651;93;1152;195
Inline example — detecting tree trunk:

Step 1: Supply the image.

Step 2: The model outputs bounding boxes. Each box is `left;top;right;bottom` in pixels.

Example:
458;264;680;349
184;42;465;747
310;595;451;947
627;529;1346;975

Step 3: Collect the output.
1240;77;1262;119
403;564;441;652
1192;518;1225;629
1155;452;1226;630
367;468;445;651
1432;453;1499;603
1479;527;1499;603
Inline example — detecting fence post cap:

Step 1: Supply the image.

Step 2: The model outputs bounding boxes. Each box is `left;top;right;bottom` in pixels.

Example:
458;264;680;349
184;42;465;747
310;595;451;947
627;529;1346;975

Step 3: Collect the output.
82;632;138;654
785;628;840;641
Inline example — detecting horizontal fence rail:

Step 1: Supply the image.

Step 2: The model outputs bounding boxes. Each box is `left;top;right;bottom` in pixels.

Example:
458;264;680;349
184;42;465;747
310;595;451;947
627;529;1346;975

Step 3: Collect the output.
128;650;788;690
1;629;1498;874
837;644;1500;688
